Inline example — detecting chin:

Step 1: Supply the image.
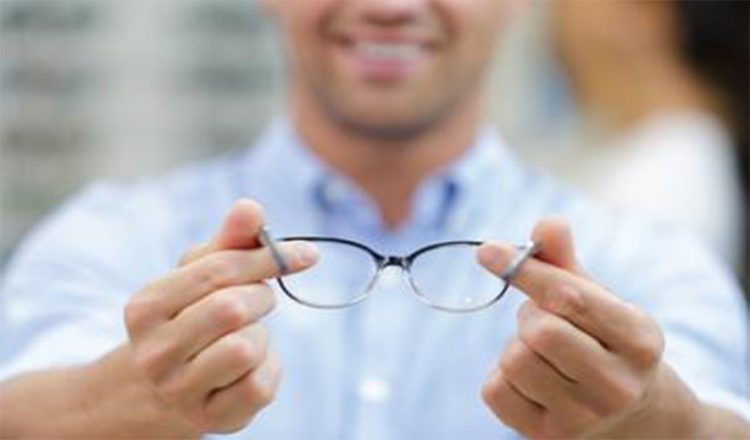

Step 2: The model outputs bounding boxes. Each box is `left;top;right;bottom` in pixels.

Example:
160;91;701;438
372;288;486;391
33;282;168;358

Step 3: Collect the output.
310;76;457;142
330;108;445;142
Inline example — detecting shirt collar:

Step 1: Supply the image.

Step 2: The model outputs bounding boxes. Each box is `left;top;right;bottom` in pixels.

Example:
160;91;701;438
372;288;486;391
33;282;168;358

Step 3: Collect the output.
241;117;506;235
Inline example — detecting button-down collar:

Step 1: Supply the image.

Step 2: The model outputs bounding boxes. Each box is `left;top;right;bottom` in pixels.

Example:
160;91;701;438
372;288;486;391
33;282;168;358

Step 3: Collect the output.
241;117;508;237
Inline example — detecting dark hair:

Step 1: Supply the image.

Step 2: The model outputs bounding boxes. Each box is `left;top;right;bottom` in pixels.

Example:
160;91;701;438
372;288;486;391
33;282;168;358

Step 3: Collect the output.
675;0;749;287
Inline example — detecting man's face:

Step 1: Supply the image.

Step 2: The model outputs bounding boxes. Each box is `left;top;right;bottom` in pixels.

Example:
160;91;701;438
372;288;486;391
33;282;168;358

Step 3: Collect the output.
266;0;514;139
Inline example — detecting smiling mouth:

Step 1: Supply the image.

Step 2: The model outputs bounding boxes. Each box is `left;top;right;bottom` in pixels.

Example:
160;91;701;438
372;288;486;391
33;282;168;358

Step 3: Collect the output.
353;41;425;62
330;34;437;83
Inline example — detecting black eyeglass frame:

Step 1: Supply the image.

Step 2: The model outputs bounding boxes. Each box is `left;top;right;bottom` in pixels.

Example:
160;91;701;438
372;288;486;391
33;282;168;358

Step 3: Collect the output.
271;236;537;313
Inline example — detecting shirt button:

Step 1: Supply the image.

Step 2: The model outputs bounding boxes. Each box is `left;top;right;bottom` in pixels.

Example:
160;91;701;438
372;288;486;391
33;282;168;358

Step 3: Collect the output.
322;178;347;205
358;377;391;403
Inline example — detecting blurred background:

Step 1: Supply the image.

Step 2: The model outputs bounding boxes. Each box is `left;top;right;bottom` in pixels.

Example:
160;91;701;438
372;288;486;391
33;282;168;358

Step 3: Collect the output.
0;0;283;259
1;1;747;287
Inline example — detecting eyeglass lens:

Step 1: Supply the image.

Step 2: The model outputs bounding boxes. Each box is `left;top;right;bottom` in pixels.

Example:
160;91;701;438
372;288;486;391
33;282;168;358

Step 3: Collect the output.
408;243;507;311
277;239;510;312
278;240;379;308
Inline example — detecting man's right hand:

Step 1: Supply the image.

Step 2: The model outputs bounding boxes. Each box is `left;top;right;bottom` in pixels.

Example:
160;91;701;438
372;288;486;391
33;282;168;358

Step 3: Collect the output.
124;199;318;433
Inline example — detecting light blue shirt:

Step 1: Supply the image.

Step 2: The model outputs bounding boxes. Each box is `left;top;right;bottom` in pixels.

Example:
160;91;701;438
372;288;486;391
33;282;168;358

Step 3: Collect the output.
2;119;748;438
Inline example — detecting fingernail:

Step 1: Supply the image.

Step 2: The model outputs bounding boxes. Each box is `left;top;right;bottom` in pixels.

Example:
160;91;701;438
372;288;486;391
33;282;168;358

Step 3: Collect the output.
292;241;319;266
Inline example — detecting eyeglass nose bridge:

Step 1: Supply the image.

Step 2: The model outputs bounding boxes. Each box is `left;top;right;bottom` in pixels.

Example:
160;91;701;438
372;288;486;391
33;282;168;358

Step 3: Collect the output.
379;255;411;269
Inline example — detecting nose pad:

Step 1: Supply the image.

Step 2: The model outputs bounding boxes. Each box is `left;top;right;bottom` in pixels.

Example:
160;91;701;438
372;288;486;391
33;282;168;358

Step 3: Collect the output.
367;256;408;293
376;265;405;291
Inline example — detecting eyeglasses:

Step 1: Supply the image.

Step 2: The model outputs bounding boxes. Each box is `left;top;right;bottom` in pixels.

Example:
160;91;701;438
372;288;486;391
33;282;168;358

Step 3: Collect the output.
259;228;538;313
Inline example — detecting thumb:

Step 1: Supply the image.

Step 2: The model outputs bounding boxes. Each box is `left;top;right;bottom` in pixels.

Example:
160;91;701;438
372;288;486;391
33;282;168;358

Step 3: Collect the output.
179;199;266;266
213;199;266;250
531;217;582;274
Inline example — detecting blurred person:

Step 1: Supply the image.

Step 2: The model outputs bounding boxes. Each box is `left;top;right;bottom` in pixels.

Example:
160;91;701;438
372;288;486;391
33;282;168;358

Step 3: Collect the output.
549;0;748;272
1;1;749;439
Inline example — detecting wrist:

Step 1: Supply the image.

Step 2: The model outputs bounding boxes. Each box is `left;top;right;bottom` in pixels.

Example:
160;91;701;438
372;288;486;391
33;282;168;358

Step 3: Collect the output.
695;403;750;439
89;343;202;439
648;364;710;439
586;363;706;439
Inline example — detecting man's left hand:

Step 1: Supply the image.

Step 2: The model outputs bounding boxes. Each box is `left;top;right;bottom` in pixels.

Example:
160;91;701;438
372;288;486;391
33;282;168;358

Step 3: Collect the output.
477;218;708;439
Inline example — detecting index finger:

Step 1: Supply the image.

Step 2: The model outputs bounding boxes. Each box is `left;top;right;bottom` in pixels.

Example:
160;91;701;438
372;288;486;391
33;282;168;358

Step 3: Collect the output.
144;241;318;321
478;241;644;352
179;199;266;266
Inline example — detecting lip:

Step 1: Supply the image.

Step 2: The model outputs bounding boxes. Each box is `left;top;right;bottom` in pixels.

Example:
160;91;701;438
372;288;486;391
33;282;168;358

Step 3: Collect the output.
330;32;437;83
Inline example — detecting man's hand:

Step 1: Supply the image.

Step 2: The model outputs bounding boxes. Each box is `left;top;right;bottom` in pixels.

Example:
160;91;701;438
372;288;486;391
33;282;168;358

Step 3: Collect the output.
123;199;318;434
477;219;711;439
0;199;319;438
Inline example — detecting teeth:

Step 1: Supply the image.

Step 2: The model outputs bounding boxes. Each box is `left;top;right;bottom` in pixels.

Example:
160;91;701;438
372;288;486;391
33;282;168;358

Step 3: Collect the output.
356;42;422;61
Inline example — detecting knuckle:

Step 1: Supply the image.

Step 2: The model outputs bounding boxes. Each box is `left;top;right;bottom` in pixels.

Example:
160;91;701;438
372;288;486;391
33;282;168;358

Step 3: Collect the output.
521;316;560;353
481;376;503;408
626;310;664;368
124;294;158;333
515;300;535;321
134;338;184;382
251;323;270;347
252;284;277;313
256;374;278;406
201;255;239;290
480;382;494;407
545;285;586;318
243;359;280;406
498;341;527;378
242;373;274;406
224;336;264;370
482;378;532;434
133;342;171;380
608;376;644;412
629;331;664;368
210;294;249;328
158;375;190;405
498;353;515;376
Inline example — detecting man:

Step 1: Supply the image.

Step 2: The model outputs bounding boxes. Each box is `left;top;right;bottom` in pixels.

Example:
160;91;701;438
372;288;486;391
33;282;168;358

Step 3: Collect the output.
1;1;748;438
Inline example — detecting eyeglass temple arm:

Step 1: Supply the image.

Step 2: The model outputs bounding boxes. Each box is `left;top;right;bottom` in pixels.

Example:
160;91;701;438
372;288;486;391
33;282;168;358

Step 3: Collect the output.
496;241;539;282
258;227;290;274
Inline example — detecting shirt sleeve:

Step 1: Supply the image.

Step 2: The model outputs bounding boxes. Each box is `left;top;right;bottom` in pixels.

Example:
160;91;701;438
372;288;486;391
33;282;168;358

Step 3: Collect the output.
596;134;743;270
591;218;750;421
0;183;168;380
